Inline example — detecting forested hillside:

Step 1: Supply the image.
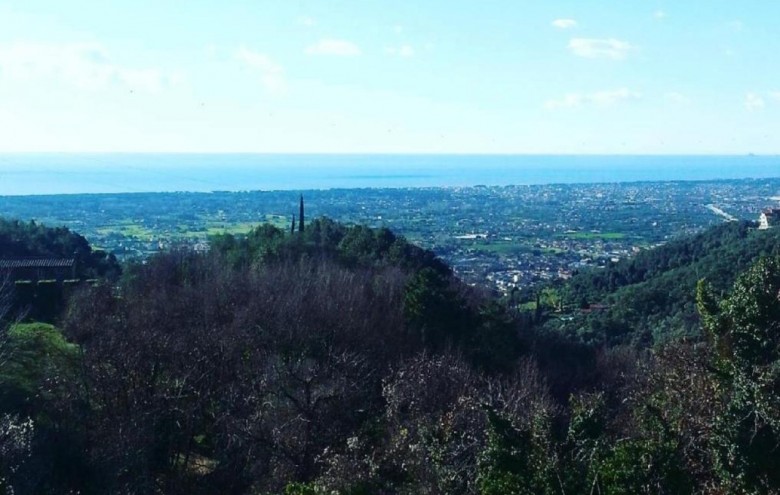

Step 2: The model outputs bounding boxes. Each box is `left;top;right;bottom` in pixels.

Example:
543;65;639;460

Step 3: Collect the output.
538;221;780;346
1;218;779;494
0;218;121;279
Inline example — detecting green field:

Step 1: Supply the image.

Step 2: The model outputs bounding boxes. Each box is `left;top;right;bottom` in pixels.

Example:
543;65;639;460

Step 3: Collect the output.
94;214;292;241
96;221;155;241
204;222;259;236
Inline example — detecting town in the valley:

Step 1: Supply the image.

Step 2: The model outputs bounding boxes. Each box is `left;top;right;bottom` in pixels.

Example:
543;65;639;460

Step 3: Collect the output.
1;178;779;293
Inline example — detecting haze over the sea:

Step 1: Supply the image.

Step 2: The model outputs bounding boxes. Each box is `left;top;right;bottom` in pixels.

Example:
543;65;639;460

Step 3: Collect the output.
0;154;778;196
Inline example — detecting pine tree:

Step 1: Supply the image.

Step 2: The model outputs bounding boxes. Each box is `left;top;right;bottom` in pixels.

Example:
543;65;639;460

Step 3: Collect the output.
299;194;305;233
291;214;296;235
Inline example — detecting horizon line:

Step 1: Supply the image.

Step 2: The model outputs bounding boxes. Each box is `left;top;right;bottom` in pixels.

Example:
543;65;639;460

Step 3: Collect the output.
0;152;777;157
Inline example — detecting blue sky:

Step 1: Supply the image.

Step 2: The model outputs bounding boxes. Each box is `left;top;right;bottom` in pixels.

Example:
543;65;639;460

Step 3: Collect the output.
0;1;778;154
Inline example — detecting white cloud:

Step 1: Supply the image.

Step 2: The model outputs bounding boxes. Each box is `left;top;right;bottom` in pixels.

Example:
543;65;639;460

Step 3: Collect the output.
385;45;414;57
545;93;583;109
588;88;642;105
235;46;285;92
0;41;176;92
552;19;577;29
568;38;633;60
767;91;780;102
305;39;361;56
745;92;765;111
654;10;667;19
545;88;641;109
664;92;690;105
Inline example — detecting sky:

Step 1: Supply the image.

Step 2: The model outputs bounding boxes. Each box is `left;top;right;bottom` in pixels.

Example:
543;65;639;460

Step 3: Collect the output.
0;1;778;154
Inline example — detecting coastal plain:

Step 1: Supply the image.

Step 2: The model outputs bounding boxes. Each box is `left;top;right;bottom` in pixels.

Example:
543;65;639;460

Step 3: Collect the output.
2;178;778;293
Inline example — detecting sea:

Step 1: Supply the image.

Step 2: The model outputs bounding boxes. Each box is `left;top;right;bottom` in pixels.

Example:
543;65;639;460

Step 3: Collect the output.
0;154;778;196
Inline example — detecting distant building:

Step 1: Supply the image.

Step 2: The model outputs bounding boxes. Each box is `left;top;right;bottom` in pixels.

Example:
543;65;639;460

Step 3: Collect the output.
758;208;780;230
0;258;76;282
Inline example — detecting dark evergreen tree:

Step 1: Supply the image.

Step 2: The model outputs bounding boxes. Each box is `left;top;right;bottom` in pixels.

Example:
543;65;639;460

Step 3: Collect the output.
291;214;296;235
299;195;305;233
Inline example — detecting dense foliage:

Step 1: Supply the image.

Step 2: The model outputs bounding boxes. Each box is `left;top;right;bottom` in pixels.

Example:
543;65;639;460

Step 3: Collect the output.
0;219;779;494
539;221;780;346
210;217;450;276
0;218;121;280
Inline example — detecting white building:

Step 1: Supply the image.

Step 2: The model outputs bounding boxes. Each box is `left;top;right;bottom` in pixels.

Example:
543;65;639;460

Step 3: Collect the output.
759;208;780;230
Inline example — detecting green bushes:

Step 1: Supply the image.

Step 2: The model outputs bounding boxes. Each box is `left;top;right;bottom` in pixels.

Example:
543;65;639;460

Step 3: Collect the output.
0;323;78;399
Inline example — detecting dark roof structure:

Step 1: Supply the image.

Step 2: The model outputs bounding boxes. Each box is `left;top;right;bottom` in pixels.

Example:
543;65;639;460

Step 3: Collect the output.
0;258;75;269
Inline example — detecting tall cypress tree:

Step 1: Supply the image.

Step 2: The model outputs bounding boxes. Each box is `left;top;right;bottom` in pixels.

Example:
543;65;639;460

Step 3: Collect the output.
291;214;296;235
299;194;305;233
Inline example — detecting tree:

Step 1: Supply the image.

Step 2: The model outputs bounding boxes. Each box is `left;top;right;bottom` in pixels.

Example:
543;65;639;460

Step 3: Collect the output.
0;218;121;280
697;256;780;492
299;195;305;233
403;268;468;350
0;276;12;368
0;414;34;493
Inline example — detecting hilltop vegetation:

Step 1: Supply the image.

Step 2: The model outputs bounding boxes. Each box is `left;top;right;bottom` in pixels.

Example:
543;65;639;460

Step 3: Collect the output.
0;218;121;279
535;221;780;346
210;217;450;276
0;217;779;494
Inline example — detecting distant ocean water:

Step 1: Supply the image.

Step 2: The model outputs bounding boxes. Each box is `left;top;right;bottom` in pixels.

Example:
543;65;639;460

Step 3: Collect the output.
0;154;778;196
